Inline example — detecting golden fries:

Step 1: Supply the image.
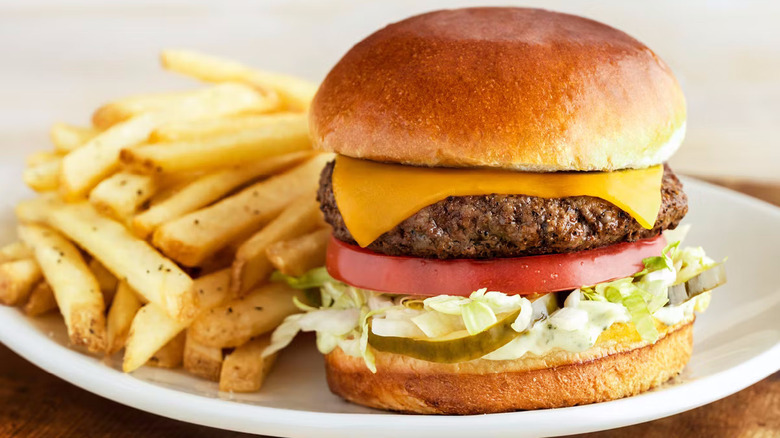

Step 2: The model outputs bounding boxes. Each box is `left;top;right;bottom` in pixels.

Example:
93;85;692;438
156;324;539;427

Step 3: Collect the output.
219;334;277;392
183;332;224;381
122;269;231;372
131;152;309;239
18;224;107;352
151;113;297;142
0;241;33;264
62;83;276;199
232;197;324;294
89;172;160;220
0;258;42;306
266;227;331;277
24;281;57;316
153;154;329;266
189;282;301;348
106;282;143;354
45;202;195;321
50;123;97;153
121;113;310;174
92;82;279;130
23;158;61;192
147;332;185;368
161;50;318;111
4;49;330;391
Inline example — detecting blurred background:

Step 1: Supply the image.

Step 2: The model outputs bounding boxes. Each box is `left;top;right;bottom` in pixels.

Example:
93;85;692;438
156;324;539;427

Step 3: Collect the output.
1;0;779;182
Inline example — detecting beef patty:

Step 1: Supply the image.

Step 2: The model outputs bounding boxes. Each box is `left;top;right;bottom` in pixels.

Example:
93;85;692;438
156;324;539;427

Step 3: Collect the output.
318;161;688;259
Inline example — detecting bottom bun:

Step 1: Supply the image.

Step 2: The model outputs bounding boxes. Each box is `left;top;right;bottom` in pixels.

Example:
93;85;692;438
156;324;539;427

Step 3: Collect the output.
325;321;694;414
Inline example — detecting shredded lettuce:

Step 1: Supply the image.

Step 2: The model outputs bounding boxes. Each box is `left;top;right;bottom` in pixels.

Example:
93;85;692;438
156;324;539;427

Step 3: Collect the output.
264;238;722;368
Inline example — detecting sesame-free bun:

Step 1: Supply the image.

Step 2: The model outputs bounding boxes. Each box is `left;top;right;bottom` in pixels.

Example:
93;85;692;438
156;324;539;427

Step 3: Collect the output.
325;319;693;414
310;8;687;172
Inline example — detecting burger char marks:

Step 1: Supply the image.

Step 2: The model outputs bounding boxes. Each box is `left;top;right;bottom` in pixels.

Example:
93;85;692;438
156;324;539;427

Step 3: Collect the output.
317;161;688;259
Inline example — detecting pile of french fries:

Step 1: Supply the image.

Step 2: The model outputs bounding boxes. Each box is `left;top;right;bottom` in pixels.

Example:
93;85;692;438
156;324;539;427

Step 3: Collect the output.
1;50;332;393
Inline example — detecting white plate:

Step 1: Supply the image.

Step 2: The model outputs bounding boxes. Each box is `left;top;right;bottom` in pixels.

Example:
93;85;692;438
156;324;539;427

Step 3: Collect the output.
1;176;779;438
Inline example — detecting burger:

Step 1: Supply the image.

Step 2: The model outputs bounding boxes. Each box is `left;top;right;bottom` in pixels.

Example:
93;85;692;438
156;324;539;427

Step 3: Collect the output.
265;7;727;414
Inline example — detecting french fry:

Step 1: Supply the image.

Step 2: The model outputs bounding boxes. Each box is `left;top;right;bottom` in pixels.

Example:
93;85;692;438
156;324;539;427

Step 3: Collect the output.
62;83;277;199
266;227;331;277
188;282;301;348
146;331;185;368
131;151;309;239
92;82;279;130
153;154;330;266
122;269;231;372
18;224;106;353
219;334;277;392
50;123;98;153
160;50;317;111
106;282;142;354
151;113;298;142
0;241;33;264
44;202;195;321
26;151;62;167
24;281;58;316
23;158;61;192
183;331;223;381
89;258;118;304
15;194;60;224
232;197;324;294
0;258;43;305
89;172;160;220
120;113;310;174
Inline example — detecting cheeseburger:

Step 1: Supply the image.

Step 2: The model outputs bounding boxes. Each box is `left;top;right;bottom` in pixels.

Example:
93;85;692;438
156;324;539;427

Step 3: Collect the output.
266;7;727;414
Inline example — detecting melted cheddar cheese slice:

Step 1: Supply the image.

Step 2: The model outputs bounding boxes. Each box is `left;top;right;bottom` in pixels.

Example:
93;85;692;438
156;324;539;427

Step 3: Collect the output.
332;156;663;247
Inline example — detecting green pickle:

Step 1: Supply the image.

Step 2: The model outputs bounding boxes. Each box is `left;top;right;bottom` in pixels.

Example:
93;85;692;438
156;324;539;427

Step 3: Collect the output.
668;263;727;305
367;309;522;363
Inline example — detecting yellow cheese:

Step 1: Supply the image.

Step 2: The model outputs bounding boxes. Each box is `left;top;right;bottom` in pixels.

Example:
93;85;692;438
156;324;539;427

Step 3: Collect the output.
332;156;664;247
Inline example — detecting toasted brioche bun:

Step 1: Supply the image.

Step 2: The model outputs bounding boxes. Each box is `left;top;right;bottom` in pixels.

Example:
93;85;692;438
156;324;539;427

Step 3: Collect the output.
325;319;693;414
310;7;686;172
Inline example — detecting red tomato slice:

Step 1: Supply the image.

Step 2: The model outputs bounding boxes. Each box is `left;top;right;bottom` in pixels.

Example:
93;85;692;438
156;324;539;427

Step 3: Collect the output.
326;235;667;296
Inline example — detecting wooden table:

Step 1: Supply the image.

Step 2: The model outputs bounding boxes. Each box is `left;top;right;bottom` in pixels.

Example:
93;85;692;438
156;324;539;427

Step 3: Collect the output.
1;178;778;437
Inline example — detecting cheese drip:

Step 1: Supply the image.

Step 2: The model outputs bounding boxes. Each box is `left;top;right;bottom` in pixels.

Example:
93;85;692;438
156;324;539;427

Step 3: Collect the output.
332;156;663;247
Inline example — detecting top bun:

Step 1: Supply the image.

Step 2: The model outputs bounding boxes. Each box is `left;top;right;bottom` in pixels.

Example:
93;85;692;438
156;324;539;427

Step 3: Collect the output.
310;8;686;171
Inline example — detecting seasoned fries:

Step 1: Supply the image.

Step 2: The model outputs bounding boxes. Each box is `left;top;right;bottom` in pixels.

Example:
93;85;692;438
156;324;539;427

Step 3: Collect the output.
18;224;107;352
232;197;324;294
147;332;186;368
160;50;317;111
46;202;195;321
2;49;328;393
122;269;231;372
106;282;143;354
50;123;97;152
0;241;33;264
220;334;277;392
189;282;301;348
23;158;61;192
183;332;224;381
0;258;42;306
92;82;279;130
89;172;160;221
62;83;276;199
131;152;309;238
24;281;57;316
121;113;310;174
153;154;329;266
266;227;331;277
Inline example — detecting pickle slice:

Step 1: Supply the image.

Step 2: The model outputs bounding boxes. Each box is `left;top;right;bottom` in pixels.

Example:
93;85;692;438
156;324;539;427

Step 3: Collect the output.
367;309;522;363
668;263;727;305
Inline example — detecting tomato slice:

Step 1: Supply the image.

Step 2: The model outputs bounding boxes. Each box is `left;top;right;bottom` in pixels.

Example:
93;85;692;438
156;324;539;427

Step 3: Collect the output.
326;235;666;296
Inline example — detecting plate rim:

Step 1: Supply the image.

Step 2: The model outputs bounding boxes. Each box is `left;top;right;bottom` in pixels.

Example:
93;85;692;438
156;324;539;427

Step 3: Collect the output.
1;177;779;438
